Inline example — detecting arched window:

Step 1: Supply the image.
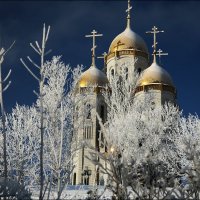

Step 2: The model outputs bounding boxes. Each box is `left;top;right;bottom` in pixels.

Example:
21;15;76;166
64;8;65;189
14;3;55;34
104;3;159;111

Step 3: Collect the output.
73;173;76;185
75;106;79;120
100;105;104;121
137;68;141;74
99;176;104;186
86;104;91;119
151;101;155;110
111;69;114;77
125;68;128;80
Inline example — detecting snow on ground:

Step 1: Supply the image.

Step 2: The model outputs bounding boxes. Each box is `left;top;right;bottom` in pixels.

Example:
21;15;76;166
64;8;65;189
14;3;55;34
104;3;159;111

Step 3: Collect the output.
31;185;113;199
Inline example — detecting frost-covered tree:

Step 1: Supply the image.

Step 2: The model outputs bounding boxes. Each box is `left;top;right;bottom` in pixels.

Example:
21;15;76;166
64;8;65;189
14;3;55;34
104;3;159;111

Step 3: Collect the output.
0;41;15;180
3;55;83;199
20;24;51;199
96;103;181;199
40;56;83;199
6;105;40;185
1;55;83;199
87;67;182;199
174;114;200;199
19;23;84;199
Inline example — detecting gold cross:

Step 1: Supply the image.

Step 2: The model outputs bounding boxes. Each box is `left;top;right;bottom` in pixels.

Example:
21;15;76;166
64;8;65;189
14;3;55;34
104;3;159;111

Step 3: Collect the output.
114;41;124;55
146;26;164;63
114;41;124;49
97;52;107;65
156;49;168;64
85;30;103;67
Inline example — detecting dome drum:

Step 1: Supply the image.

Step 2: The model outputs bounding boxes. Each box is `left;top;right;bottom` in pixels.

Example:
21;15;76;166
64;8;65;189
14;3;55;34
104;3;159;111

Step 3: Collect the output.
107;49;149;61
77;85;110;94
134;83;176;95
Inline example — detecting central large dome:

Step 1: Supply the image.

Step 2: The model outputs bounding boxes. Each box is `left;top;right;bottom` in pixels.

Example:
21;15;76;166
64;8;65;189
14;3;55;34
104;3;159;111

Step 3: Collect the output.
108;27;148;56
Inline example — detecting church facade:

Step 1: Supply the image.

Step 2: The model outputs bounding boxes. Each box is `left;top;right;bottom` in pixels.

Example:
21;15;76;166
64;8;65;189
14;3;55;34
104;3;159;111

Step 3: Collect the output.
71;0;176;186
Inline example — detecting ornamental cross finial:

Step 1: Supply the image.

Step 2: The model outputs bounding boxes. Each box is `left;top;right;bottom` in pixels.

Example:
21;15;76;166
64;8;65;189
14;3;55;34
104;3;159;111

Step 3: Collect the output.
97;52;107;66
156;49;168;64
114;41;124;53
146;26;164;63
85;30;103;67
113;41;125;58
126;0;132;28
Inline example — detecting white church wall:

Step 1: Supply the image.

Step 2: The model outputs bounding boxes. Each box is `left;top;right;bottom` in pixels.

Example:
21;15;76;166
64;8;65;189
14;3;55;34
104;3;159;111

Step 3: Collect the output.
106;55;148;82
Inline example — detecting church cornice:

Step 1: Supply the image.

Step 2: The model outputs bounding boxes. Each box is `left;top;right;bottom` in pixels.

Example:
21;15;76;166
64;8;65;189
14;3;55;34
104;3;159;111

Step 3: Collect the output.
106;49;149;61
75;86;111;95
134;83;176;95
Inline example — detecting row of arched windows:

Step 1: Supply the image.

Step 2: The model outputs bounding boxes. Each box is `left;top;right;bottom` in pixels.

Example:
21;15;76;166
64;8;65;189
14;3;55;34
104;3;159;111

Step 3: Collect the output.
110;67;142;79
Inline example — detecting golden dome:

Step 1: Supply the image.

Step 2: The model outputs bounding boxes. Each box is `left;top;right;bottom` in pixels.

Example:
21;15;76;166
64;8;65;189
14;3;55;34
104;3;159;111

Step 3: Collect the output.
78;66;109;88
108;27;148;56
137;62;174;86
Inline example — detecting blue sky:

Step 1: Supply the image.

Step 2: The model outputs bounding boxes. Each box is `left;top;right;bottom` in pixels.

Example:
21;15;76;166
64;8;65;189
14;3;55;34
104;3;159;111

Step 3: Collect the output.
0;0;199;116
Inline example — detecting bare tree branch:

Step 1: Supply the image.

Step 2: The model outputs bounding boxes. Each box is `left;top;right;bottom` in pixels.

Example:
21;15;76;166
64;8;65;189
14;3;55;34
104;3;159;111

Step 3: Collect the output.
20;58;40;82
27;56;40;69
3;69;12;83
3;41;15;57
30;43;41;55
3;81;11;92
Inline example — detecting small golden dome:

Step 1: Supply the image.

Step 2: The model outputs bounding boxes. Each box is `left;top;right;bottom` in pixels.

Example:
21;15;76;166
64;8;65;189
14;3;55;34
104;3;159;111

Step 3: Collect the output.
137;62;174;86
108;27;148;56
78;66;109;88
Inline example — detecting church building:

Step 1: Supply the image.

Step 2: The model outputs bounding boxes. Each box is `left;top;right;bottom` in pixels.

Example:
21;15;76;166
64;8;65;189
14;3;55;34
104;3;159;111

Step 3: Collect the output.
71;0;176;186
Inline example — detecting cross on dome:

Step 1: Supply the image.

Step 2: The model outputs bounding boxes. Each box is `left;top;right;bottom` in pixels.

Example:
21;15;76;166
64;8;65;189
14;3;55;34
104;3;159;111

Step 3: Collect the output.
113;41;125;59
126;0;132;28
97;52;107;59
97;52;107;66
114;41;125;56
146;26;164;63
156;49;168;64
85;30;103;67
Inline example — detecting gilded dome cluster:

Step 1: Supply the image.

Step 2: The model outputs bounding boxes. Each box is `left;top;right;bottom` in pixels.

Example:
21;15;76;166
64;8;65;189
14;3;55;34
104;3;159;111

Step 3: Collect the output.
76;1;175;96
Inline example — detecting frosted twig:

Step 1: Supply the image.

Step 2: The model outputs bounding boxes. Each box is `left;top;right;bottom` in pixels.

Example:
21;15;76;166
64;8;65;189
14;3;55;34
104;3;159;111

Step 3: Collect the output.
3;69;12;82
45;26;50;43
20;58;40;82
33;90;39;97
3;41;15;57
42;24;46;49
30;43;41;55
27;56;40;69
3;81;11;92
44;49;52;56
35;41;42;53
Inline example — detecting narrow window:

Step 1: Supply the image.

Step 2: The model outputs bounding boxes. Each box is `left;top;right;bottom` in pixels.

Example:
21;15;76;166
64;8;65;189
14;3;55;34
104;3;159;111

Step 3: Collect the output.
125;68;128;80
73;173;76;185
86;104;91;119
151;102;155;110
137;68;141;74
100;105;104;122
83;126;92;139
111;69;114;76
